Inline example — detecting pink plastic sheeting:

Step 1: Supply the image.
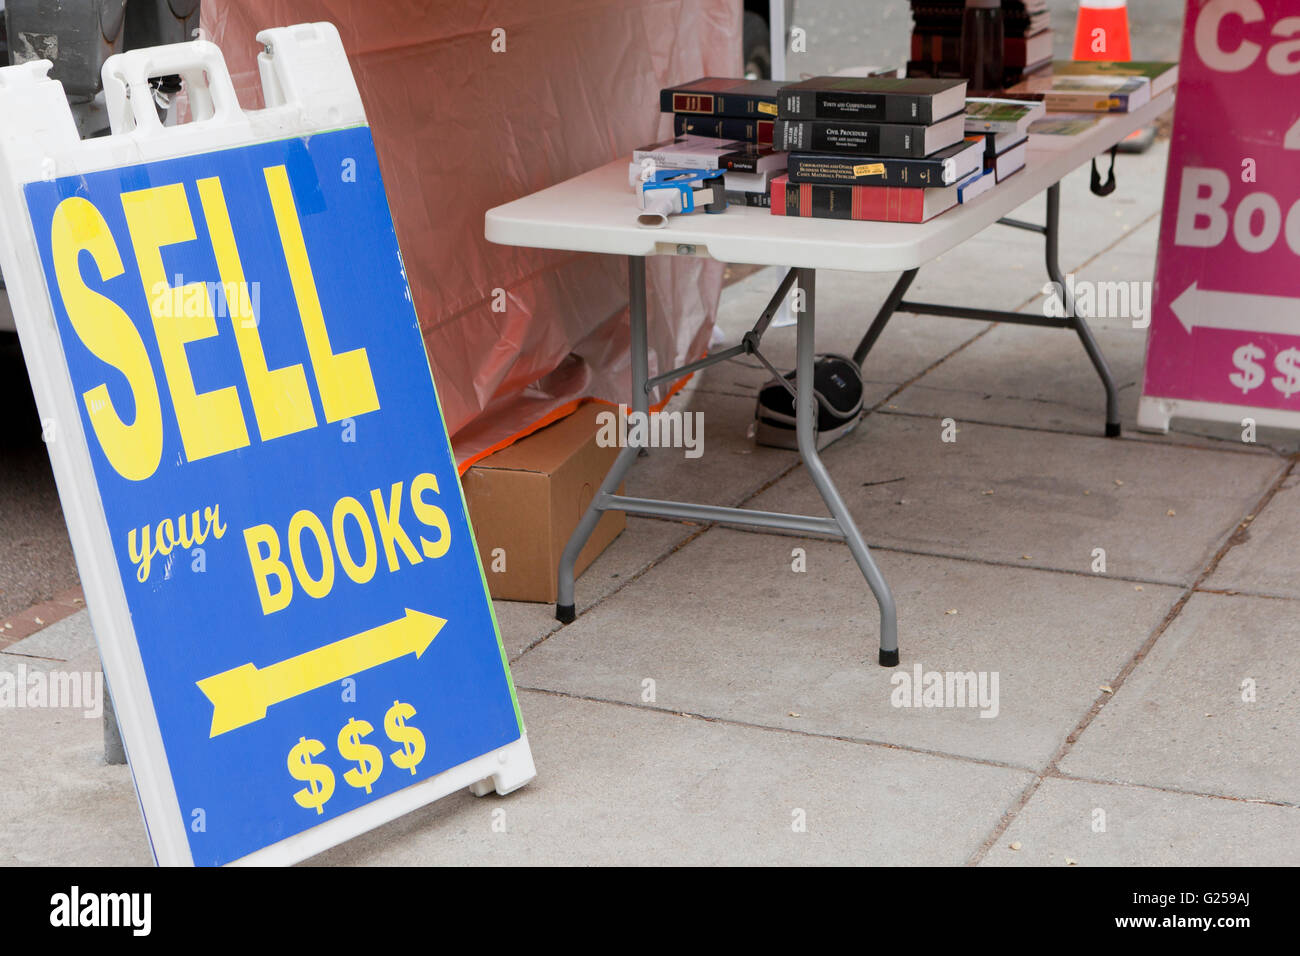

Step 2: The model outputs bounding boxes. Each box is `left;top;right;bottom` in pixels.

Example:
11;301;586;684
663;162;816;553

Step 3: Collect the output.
202;1;739;468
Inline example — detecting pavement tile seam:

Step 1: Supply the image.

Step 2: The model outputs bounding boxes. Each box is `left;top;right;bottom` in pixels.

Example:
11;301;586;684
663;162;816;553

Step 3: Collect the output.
1195;586;1300;602
965;456;1298;863
506;623;562;666
0;650;73;663
875;406;1285;460
514;686;1037;776
1044;769;1300;811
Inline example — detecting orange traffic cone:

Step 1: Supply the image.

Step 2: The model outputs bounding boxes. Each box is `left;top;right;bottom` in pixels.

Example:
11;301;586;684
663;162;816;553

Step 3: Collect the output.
1072;0;1132;61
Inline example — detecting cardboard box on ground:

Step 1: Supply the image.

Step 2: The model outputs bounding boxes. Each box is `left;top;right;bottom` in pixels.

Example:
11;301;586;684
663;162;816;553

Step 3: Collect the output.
463;405;625;603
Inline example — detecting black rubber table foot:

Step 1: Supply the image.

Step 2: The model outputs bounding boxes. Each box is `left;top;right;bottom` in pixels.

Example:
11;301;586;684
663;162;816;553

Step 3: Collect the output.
556;603;576;624
878;648;900;667
1105;422;1122;438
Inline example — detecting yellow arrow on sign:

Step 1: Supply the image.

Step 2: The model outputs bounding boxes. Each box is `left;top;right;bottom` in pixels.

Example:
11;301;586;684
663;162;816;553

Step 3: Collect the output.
196;608;446;737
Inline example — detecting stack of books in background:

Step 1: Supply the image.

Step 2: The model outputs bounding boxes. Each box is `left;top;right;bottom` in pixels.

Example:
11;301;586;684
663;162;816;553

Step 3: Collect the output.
1002;0;1052;83
1007;60;1177;113
642;77;788;206
1008;61;1178;150
769;76;984;223
908;0;1052;88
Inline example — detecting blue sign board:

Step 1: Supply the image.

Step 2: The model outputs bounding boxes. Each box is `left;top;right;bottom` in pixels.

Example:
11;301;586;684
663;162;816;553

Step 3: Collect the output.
23;126;524;865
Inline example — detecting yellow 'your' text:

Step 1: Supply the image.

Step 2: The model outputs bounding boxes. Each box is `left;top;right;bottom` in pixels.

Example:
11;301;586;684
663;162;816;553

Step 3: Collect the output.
127;504;227;583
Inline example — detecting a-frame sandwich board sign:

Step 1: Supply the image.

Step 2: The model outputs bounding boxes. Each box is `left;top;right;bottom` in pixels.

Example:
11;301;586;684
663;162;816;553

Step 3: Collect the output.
0;21;534;866
1138;0;1300;434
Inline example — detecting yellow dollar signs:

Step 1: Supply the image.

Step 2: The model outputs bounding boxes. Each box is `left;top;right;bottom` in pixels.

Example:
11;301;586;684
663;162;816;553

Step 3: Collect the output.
384;700;426;775
287;736;334;814
286;706;427;812
337;717;383;793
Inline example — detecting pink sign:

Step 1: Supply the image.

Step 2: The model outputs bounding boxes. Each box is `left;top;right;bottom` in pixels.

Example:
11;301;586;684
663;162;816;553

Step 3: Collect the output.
1138;0;1300;433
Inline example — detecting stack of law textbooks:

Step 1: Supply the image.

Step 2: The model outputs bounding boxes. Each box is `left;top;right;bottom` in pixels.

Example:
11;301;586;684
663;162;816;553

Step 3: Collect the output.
770;75;988;223
648;77;790;207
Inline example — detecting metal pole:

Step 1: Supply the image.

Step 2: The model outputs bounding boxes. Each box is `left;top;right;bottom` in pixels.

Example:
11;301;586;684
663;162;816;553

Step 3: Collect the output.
103;678;126;765
769;0;788;82
853;267;918;365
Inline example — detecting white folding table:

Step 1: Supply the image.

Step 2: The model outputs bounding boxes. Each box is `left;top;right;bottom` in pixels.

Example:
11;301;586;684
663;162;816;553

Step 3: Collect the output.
485;89;1175;668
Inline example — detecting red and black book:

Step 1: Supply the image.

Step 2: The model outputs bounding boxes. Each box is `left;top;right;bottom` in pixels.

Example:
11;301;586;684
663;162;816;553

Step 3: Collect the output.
770;173;959;223
659;77;781;120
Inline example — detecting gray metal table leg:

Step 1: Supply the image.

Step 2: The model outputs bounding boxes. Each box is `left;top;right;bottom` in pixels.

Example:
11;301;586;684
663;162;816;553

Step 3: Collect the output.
556;255;650;622
797;269;900;666
1046;183;1121;437
852;267;918;366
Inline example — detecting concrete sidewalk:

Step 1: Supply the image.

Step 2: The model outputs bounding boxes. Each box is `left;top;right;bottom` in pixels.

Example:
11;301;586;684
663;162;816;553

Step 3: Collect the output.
3;141;1298;866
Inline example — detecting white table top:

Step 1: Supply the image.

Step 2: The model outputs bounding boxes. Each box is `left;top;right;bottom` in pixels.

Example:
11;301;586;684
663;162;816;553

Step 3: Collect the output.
485;89;1174;274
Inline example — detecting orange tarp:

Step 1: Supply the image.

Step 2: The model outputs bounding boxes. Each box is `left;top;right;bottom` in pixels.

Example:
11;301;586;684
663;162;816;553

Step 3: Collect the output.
203;0;740;468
